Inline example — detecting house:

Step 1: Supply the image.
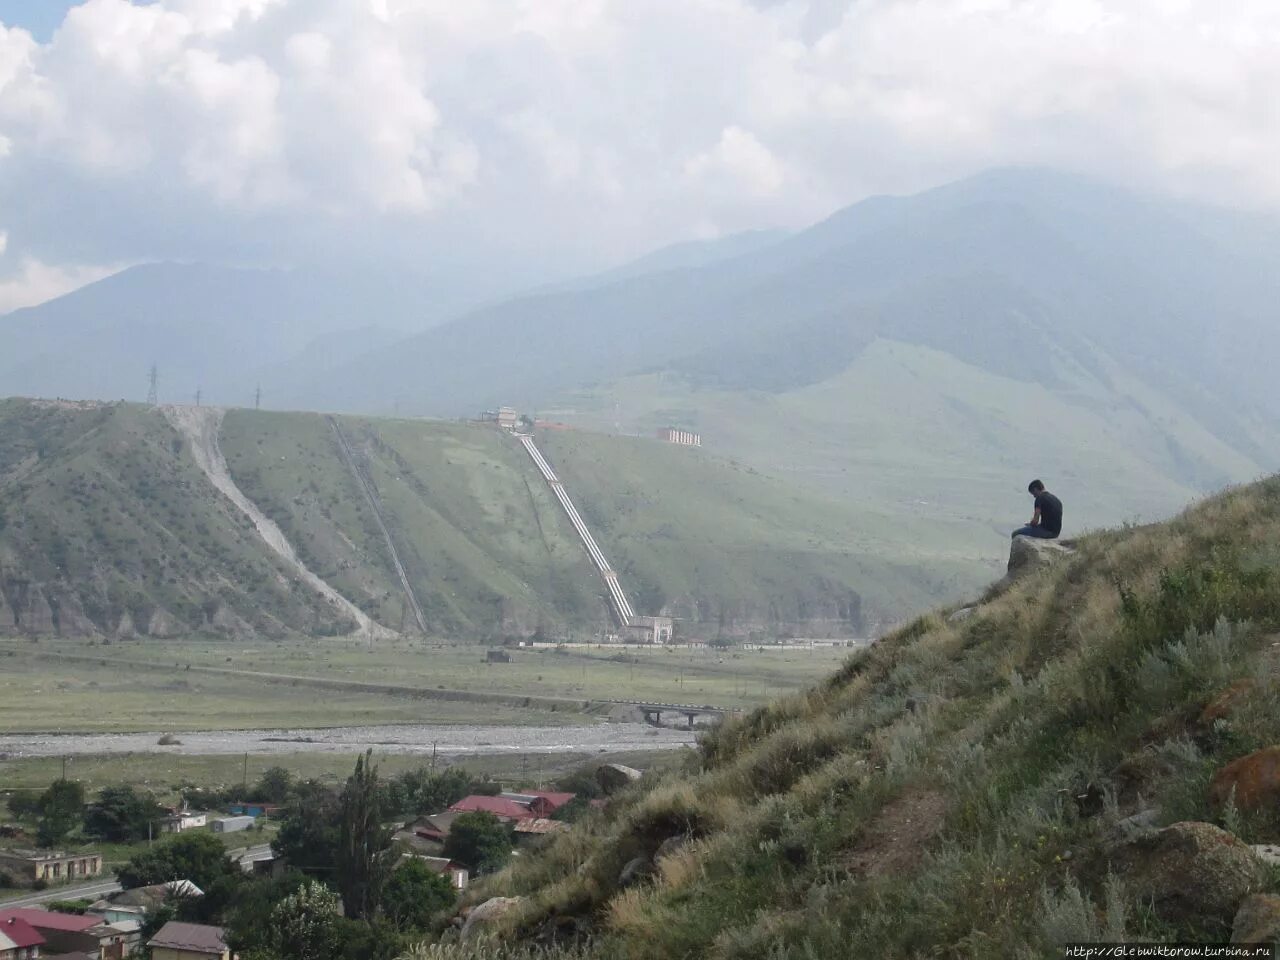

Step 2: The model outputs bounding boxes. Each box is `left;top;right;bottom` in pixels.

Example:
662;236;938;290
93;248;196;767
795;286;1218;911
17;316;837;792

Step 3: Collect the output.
408;812;461;844
210;816;255;834
485;649;511;663
513;818;570;841
86;880;203;925
225;803;280;819
505;791;576;815
0;909;132;960
146;922;229;960
448;796;542;821
0;850;102;888
160;811;208;834
414;856;469;890
0;917;42;960
656;427;701;447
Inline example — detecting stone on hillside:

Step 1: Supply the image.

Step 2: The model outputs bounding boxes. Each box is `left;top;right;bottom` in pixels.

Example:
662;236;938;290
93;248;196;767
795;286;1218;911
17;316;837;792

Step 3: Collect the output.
1107;807;1161;843
115;609;137;639
618;856;653;889
1251;844;1280;867
946;606;976;624
597;763;642;795
1232;894;1280;944
1209;746;1280;813
1006;536;1075;580
460;897;523;942
1108;821;1268;925
1199;679;1259;726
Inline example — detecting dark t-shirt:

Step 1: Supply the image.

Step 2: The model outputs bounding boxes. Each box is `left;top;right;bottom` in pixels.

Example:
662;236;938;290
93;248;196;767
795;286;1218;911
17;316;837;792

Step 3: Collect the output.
1035;491;1063;536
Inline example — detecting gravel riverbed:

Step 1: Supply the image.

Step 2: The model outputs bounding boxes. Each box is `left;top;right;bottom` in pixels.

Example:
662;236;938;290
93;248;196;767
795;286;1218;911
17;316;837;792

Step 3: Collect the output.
0;722;698;759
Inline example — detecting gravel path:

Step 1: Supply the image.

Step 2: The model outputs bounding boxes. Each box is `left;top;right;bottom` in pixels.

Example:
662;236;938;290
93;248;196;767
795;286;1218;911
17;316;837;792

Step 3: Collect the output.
0;722;697;759
163;404;392;639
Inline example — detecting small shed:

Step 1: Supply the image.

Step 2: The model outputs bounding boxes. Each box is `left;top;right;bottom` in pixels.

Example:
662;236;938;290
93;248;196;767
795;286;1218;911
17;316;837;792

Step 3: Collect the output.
210;816;255;834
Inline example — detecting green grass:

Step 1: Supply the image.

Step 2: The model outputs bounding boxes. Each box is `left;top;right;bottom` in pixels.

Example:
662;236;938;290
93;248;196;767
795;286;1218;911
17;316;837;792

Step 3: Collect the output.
0;638;852;733
1;398;985;646
421;476;1280;958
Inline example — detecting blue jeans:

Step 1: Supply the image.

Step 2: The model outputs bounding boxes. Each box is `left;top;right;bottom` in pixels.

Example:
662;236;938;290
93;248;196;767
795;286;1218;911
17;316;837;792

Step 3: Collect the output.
1012;525;1058;539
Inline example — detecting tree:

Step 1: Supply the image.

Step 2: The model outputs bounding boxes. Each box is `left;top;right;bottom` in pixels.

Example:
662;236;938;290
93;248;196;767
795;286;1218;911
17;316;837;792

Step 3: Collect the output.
36;779;85;847
84;785;165;842
442;811;512;876
253;767;294;804
380;859;455;931
116;832;241;891
336;750;394;921
268;879;341;960
273;781;340;878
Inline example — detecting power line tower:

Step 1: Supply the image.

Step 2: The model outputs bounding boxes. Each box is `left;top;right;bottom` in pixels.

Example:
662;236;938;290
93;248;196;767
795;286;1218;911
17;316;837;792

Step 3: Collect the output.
254;384;262;410
195;387;202;407
146;364;158;406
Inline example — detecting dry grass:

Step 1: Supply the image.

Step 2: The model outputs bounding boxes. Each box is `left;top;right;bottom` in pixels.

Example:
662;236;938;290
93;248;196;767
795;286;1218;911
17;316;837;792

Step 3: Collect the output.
427;477;1280;959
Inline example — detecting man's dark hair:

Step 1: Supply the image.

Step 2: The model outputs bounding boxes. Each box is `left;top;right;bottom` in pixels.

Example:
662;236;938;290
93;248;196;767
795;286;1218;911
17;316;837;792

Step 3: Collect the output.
1028;479;1045;494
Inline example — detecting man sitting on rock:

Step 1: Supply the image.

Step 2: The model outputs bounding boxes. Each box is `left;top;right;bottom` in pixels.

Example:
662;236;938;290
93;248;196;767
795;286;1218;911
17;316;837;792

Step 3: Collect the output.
1013;479;1063;539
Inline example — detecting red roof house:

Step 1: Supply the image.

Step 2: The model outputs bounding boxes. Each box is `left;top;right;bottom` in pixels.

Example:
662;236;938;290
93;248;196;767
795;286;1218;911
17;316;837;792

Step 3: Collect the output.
0;909;101;934
449;796;539;820
0;916;45;957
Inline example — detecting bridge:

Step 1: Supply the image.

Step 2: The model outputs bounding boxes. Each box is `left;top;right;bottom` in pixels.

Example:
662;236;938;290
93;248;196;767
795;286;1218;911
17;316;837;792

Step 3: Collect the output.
599;698;733;729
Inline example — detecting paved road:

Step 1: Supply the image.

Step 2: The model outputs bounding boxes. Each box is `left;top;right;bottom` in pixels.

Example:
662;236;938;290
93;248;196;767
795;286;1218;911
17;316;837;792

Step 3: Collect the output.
0;878;122;908
0;843;274;908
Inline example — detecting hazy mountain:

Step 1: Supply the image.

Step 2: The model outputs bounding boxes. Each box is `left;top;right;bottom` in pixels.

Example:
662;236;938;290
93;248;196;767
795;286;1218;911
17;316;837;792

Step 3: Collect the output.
0;260;538;407
284;168;1280;553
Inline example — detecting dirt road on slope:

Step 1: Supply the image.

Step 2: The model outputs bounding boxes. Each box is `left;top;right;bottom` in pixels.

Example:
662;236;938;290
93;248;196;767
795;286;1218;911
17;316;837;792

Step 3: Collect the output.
163;405;393;640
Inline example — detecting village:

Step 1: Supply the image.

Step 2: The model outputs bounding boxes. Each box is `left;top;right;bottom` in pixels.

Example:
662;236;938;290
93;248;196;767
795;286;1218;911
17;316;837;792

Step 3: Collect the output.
0;757;643;960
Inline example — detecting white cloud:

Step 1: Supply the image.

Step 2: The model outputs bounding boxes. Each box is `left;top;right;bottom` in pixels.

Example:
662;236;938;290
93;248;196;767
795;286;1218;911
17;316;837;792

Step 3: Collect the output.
1;0;1279;303
0;257;123;314
685;126;786;196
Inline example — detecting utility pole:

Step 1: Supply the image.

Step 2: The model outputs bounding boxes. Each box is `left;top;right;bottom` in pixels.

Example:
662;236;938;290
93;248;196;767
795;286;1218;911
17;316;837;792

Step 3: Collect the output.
146;364;159;406
254;385;262;410
430;741;438;775
243;752;249;790
195;387;202;407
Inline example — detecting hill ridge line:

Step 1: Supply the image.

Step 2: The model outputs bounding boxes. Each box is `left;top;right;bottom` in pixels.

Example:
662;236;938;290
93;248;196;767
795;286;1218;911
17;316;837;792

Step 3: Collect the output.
162;404;393;640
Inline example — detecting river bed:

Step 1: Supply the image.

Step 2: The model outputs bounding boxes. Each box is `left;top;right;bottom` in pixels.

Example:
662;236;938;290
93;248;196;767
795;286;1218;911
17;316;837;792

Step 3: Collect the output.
0;722;698;759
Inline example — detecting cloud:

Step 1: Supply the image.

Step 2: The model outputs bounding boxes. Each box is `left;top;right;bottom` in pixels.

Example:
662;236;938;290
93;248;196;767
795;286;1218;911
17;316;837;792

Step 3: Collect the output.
1;0;1279;306
0;255;122;313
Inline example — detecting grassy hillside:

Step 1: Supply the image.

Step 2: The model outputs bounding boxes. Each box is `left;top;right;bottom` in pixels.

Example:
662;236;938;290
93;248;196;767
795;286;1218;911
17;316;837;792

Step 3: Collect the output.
437;477;1280;957
556;338;1278;568
0;399;976;641
0;399;354;639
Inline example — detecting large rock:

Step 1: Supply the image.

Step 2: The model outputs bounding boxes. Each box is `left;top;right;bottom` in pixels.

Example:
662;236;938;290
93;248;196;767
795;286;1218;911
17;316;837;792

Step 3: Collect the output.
1006;536;1075;580
1210;746;1280;813
1108;821;1268;925
596;763;642;795
618;856;653;888
460;897;523;942
1232;894;1280;944
1199;679;1259;726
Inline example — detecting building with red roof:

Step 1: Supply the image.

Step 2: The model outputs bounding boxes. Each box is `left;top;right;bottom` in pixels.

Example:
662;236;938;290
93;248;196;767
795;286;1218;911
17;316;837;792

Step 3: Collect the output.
0;915;44;960
449;795;541;820
0;907;131;959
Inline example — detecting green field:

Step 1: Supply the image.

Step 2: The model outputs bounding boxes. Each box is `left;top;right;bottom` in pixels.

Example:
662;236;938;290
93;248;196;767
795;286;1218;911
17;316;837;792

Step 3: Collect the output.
0;637;856;733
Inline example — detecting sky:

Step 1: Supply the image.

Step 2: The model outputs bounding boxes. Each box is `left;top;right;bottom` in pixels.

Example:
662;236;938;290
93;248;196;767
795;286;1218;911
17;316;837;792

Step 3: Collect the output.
1;0;1279;313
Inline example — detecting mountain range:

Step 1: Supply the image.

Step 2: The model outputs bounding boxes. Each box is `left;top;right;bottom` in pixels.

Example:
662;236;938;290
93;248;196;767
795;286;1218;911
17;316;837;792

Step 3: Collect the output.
3;167;1278;571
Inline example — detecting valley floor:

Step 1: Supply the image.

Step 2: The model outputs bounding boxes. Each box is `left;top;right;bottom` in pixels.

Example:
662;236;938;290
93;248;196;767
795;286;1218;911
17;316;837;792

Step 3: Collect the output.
0;637;855;734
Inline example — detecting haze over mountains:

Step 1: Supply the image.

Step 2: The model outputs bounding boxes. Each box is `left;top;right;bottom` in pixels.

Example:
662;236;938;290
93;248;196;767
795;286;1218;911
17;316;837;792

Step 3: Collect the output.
3;168;1278;562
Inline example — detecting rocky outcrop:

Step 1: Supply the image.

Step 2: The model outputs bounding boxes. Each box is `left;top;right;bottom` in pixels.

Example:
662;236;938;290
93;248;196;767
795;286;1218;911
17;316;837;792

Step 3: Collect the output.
618;856;654;889
1209;746;1280;813
147;607;188;639
597;763;642;795
460;897;523;942
1006;536;1075;579
1108;821;1268;925
1232;894;1280;944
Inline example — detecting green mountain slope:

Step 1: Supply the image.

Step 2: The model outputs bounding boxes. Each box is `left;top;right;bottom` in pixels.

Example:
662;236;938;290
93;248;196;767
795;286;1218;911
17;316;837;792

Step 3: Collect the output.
447;476;1280;957
0;399;979;641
